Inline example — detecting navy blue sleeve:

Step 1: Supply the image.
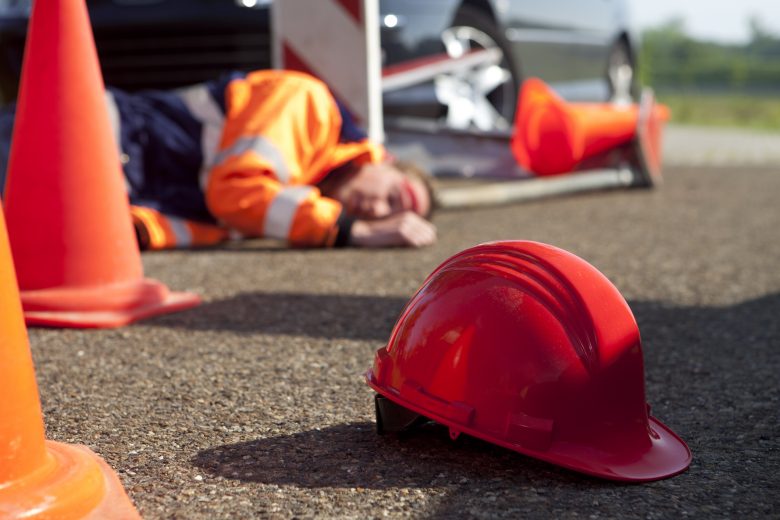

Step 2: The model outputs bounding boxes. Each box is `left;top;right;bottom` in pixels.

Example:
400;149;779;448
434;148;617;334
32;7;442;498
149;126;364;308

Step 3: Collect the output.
0;103;17;199
334;97;368;143
205;71;247;114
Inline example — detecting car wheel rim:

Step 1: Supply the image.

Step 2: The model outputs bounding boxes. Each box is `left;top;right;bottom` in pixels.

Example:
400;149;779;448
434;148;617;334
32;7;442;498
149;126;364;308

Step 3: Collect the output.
436;25;513;131
608;45;633;104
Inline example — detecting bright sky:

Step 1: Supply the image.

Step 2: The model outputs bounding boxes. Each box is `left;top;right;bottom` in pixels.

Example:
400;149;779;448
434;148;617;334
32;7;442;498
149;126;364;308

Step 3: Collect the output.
630;0;780;43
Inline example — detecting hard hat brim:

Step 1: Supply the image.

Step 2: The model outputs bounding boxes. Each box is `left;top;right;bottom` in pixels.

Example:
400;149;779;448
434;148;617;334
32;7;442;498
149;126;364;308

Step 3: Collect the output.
537;415;692;482
368;376;691;482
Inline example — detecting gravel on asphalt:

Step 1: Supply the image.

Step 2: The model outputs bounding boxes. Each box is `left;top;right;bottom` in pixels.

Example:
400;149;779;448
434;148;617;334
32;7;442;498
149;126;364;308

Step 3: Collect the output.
27;165;779;519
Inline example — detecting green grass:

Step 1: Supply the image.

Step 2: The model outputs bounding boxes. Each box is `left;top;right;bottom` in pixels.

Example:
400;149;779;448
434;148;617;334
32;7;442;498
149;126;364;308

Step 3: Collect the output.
655;92;780;132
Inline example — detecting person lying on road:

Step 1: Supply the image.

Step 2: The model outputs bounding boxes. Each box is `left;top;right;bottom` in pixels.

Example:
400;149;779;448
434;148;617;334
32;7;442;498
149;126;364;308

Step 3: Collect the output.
0;69;436;250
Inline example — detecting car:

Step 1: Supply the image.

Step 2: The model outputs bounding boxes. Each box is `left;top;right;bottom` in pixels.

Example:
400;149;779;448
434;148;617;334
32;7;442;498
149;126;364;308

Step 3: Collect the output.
0;0;636;133
381;0;636;132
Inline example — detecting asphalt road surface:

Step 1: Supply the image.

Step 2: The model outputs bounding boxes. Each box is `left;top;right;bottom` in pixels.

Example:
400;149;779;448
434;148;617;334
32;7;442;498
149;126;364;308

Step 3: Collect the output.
28;162;779;518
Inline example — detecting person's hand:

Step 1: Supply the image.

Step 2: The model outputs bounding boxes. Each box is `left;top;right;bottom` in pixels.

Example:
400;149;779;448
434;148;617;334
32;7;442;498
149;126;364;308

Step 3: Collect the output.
350;211;436;248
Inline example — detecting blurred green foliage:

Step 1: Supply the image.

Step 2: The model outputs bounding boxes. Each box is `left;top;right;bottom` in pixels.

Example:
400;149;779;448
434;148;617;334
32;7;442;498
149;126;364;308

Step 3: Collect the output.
660;93;780;130
640;17;780;129
639;16;780;92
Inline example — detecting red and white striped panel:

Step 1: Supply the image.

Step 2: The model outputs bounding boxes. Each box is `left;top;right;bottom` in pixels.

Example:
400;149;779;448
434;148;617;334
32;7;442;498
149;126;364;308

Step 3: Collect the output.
272;0;383;142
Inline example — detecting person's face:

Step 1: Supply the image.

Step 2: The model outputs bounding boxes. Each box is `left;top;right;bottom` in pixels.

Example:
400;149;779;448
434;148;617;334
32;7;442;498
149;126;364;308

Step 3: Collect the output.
329;162;430;220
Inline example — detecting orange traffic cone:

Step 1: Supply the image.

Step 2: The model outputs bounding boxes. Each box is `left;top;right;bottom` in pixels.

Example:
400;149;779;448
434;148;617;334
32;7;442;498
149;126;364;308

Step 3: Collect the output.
0;204;141;519
512;78;641;176
3;0;200;327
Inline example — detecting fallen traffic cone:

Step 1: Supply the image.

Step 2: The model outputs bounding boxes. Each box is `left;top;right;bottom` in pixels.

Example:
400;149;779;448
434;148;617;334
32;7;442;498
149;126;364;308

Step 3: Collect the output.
0;203;141;519
512;78;644;176
2;0;200;327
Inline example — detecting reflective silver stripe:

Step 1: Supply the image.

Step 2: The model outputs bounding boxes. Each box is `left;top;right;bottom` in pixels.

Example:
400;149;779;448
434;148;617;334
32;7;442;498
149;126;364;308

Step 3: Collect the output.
263;186;314;240
198;125;223;190
175;84;224;125
228;229;244;241
174;84;226;190
167;216;193;248
104;90;131;192
213;135;291;183
104;90;121;147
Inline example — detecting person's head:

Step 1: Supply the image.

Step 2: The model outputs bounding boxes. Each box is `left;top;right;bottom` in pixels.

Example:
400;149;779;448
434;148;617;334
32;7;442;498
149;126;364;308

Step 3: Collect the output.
319;160;434;221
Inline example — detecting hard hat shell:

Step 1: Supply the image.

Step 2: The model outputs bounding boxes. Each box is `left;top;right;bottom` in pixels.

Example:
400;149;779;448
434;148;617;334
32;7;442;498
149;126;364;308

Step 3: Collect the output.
366;241;691;482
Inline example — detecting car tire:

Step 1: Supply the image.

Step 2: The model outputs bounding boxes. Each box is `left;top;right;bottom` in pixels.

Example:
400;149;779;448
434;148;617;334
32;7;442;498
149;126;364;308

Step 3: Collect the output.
436;5;521;131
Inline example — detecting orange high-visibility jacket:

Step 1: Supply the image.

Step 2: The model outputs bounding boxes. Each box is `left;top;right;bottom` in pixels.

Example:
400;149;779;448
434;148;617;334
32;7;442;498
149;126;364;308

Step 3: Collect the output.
108;70;384;249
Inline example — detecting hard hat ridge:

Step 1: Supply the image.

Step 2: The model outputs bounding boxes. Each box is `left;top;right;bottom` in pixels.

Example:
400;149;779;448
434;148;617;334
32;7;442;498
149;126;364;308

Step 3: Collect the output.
387;242;602;372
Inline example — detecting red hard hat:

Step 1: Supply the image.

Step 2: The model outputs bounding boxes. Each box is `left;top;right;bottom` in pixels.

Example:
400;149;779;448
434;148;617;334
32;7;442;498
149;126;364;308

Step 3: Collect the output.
366;241;691;482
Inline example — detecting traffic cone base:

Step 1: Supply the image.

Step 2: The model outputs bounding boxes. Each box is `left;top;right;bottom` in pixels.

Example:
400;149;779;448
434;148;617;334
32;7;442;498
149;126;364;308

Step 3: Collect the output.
0;441;140;519
21;278;200;328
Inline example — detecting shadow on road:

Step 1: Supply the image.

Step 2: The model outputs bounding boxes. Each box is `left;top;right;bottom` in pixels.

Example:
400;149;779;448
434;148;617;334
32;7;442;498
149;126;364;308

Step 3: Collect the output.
189;293;779;516
192;421;611;490
148;291;409;341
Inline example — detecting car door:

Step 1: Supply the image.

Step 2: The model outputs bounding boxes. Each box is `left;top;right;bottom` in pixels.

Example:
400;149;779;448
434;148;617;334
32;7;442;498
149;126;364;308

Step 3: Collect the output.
501;0;618;98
